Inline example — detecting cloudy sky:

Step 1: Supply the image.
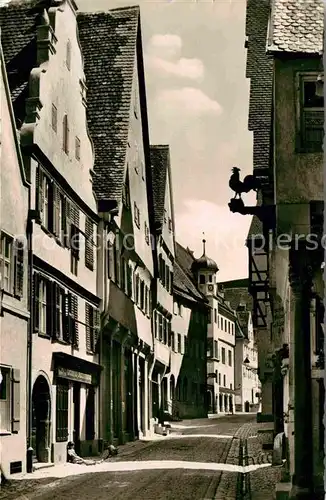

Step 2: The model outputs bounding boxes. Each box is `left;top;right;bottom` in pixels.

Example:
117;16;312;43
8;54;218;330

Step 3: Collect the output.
78;0;255;281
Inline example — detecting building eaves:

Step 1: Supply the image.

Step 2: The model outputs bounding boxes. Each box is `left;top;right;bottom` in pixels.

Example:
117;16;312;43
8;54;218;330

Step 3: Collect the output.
150;145;169;229
77;6;139;204
267;0;323;55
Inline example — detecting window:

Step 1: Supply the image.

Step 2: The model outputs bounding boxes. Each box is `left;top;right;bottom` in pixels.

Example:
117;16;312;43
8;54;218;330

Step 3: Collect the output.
218;373;221;385
230;383;233;390
208;309;211;324
37;171;52;230
214;308;217;323
56;380;69;442
222;347;226;364
173;301;178;315
144;222;150;245
134;202;140;229
63;115;69;154
70;224;79;276
66;40;71;70
179;303;183;316
184;336;189;355
223;374;226;387
122;178;130;208
177;333;182;353
228;350;232;366
86;303;100;353
135;274;140;305
209;275;212;283
163;318;167;344
51;104;57;132
85;217;94;271
159;314;163;342
39;279;47;335
0;367;10;432
214;340;218;359
140;280;145;311
298;73;324;152
221;317;223;330
75;136;81;161
199;274;205;285
0;233;13;293
171;331;175;351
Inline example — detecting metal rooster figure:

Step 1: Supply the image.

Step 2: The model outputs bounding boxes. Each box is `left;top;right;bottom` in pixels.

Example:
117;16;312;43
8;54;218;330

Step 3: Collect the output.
229;167;261;199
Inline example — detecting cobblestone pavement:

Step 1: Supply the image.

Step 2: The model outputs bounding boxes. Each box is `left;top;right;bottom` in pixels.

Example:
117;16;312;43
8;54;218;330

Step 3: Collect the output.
0;414;282;500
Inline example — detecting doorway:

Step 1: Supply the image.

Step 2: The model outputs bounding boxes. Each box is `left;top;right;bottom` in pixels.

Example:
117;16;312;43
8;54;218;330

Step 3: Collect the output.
245;400;250;412
31;376;51;463
73;383;81;452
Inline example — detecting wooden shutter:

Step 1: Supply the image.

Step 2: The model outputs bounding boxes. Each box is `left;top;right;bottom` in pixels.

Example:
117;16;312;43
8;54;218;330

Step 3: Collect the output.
85;303;92;352
52;282;60;340
127;264;132;297
85;217;94;271
53;185;60;237
170;270;173;293
35;165;44;221
93;308;100;352
70;206;80;258
46;279;53;337
64;198;71;248
63;292;71;343
11;368;20;433
71;294;79;347
33;273;40;332
14;240;24;298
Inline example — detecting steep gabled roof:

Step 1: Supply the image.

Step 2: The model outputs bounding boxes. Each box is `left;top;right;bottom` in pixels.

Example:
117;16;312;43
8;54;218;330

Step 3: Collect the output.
175;241;195;279
173;261;206;304
77;6;140;204
150;145;169;228
268;0;323;54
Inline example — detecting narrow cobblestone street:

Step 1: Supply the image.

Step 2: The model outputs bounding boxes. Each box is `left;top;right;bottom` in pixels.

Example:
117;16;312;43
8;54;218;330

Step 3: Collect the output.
1;415;282;500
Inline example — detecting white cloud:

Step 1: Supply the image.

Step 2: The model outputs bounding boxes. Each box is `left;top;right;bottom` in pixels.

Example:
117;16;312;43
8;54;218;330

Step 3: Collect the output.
157;87;222;116
145;34;204;81
174;199;252;281
147;34;182;59
146;56;204;81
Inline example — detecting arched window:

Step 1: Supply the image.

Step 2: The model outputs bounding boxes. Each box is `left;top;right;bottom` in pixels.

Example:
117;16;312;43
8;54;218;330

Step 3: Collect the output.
66;40;71;70
63;115;69;154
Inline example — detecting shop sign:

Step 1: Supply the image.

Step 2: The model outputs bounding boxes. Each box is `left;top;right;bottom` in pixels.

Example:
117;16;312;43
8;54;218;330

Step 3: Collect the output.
57;367;92;385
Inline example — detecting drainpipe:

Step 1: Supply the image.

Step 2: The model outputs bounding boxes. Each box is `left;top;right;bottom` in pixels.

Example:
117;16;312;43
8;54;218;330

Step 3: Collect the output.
26;208;37;473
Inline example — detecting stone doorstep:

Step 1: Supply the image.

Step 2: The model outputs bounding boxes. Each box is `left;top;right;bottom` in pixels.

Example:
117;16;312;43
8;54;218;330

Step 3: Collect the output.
33;463;55;471
275;481;291;500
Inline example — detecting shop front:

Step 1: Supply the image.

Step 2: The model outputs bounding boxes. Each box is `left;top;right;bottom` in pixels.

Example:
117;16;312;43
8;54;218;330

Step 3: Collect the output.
52;352;102;463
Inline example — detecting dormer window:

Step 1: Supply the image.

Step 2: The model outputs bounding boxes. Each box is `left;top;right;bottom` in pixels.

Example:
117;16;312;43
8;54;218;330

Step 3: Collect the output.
199;274;205;285
63;115;69;154
208;275;212;282
66;40;71;71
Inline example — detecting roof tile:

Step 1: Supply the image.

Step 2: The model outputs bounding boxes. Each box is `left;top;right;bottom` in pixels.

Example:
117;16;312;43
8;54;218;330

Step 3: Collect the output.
77;7;140;202
150;145;169;228
268;0;323;54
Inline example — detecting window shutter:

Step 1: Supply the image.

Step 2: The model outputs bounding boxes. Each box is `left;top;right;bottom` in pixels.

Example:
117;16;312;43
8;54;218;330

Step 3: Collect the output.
33;273;40;332
127;264;133;297
11;368;20;433
64;198;71;248
35;166;44;221
170;271;173;293
63;292;70;342
120;257;126;292
46;279;53;337
85;217;94;271
93;308;100;352
53;185;60;237
85;303;92;352
14;240;24;298
70;205;80;258
52;282;60;340
71;294;79;347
